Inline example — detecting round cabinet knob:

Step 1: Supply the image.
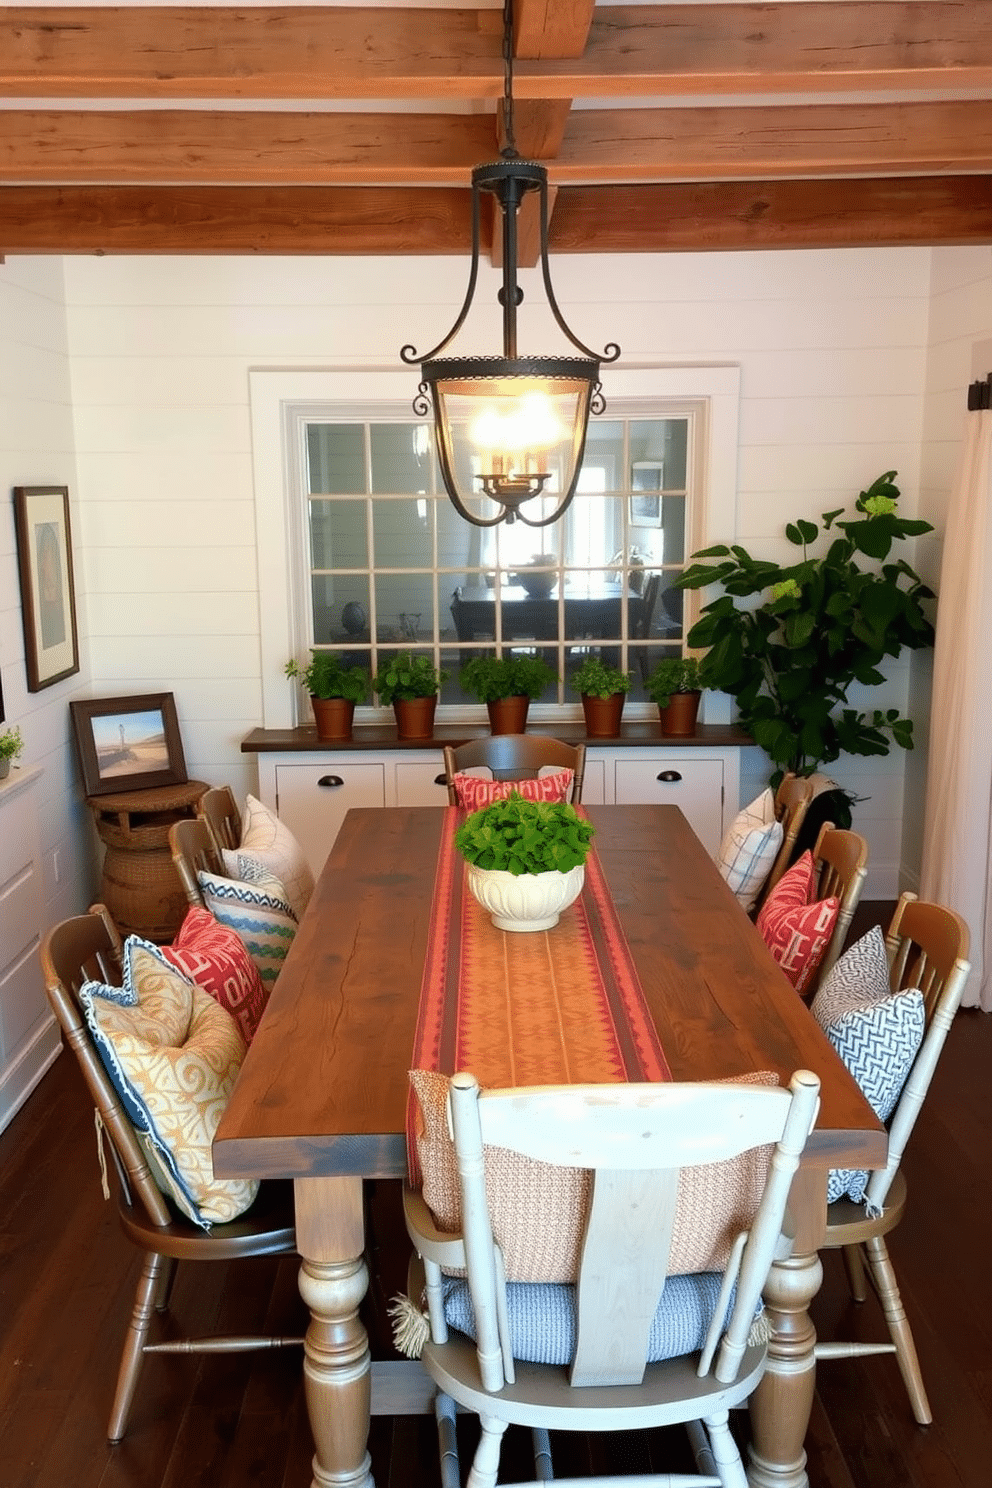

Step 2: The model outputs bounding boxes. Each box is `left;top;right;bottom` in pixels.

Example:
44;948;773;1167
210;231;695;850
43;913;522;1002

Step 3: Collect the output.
656;770;683;783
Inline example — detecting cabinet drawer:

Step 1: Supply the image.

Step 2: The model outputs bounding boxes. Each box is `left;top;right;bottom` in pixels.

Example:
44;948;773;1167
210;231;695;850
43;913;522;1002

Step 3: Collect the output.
613;757;725;855
579;756;606;805
275;762;386;878
394;760;451;807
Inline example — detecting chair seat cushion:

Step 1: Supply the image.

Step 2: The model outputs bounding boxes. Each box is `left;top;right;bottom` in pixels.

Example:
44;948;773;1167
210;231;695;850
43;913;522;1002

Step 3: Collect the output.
441;1271;745;1367
756;851;840;994
198;867;297;991
450;769;573;812
715;789;784;912
222;793;314;922
410;1068;777;1284
79;937;259;1228
811;927;924;1205
160;906;268;1045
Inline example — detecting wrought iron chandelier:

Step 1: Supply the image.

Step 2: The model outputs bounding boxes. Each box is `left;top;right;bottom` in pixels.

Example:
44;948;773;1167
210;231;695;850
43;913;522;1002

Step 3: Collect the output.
400;0;620;528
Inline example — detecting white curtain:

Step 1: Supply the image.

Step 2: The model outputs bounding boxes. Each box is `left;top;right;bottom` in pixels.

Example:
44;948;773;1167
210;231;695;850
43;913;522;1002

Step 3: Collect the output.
920;407;992;1010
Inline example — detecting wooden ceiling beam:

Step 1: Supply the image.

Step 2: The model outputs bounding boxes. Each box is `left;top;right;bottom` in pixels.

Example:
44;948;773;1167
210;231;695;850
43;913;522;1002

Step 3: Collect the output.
4;100;991;186
2;176;990;256
2;4;989;100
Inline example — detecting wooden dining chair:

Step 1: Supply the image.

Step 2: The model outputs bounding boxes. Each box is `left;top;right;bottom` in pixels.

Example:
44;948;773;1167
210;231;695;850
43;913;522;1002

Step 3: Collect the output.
404;1068;820;1488
196;784;242;853
40;905;300;1442
755;772;816;908
169;816;224;910
443;734;586;805
815;891;970;1424
806;821;870;994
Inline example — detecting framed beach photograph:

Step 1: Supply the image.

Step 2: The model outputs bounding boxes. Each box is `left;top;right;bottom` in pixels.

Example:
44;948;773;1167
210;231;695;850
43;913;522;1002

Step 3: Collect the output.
70;692;188;798
630;461;664;527
13;485;81;692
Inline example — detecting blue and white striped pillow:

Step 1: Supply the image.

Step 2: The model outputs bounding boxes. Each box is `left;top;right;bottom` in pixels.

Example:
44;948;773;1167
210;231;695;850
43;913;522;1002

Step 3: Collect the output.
198;868;297;991
716;790;784;912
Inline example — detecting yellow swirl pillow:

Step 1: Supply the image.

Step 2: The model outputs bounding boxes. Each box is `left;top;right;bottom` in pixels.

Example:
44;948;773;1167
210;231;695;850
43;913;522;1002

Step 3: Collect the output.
80;939;259;1227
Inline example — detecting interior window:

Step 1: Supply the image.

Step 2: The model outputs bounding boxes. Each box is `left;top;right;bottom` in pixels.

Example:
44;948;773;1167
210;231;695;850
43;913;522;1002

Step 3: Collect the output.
298;410;697;708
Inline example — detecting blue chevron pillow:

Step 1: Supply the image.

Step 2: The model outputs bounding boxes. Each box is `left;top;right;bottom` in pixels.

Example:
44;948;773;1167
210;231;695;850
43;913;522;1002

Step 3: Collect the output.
198;868;297;991
812;930;924;1205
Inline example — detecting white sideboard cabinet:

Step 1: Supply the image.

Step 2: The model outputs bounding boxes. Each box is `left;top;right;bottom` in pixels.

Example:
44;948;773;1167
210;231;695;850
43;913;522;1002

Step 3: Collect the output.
0;766;60;1134
246;726;744;881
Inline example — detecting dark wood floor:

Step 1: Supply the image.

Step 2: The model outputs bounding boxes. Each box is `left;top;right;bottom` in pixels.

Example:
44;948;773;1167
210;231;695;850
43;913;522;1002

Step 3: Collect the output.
2;903;990;1488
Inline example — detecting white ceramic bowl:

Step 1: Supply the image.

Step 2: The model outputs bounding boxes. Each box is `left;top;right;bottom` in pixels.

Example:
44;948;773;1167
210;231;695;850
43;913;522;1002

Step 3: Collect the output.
466;863;585;933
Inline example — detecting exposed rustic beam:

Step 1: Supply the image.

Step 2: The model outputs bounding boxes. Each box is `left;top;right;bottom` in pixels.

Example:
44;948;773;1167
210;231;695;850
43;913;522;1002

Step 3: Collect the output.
2;5;989;100
4;100;991;186
2;177;990;255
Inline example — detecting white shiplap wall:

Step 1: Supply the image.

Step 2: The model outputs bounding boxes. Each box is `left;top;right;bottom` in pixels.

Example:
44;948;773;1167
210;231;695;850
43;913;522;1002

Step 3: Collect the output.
0;256;99;1129
61;247;943;893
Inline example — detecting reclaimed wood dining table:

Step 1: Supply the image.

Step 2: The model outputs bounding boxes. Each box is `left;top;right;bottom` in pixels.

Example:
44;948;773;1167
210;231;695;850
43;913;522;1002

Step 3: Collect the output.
213;803;886;1488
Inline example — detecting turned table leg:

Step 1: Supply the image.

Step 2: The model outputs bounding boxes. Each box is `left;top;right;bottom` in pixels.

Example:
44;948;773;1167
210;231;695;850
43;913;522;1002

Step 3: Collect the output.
747;1166;826;1488
295;1176;375;1488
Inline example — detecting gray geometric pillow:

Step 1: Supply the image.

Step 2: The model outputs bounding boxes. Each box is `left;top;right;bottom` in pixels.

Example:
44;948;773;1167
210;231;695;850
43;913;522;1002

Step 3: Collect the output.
812;925;925;1206
811;924;890;1028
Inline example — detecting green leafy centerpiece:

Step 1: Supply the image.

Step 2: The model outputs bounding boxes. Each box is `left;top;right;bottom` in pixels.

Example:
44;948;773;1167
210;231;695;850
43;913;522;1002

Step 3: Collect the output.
455;793;595;933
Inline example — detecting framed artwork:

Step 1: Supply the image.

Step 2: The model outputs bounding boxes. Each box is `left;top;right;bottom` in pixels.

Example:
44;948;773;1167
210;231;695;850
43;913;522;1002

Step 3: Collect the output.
70;692;188;798
630;461;664;527
13;485;80;692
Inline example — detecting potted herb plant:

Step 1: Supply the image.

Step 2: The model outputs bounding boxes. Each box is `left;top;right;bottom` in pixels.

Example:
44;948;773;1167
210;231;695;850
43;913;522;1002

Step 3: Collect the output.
285;651;371;741
372;651;449;740
455;792;595;932
645;656;705;737
459;653;557;734
675;471;936;784
0;724;24;781
570;656;632;738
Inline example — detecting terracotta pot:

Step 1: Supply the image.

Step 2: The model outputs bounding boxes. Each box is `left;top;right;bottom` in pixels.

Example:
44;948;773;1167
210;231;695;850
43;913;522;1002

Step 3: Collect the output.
580;691;625;739
393;695;437;741
311;696;355;742
658;690;701;737
487;695;530;735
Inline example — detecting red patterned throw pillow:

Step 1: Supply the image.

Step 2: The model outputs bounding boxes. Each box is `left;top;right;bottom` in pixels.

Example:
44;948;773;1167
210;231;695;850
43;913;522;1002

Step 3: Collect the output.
451;769;574;812
160;907;269;1045
756;851;840;994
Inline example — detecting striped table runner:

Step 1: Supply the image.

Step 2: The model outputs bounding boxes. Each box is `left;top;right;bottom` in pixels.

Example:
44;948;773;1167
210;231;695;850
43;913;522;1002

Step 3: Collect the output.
407;807;671;1182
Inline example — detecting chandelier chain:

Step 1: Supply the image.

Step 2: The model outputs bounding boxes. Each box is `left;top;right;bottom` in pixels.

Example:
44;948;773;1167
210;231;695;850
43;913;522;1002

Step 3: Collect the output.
501;0;517;158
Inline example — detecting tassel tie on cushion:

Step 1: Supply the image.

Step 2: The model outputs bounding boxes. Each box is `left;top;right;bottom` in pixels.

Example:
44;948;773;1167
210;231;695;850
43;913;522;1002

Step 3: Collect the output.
389;1293;430;1359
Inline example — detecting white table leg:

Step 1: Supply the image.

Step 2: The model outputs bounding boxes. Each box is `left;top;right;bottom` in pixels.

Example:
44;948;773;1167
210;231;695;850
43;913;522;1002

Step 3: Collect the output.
295;1176;375;1488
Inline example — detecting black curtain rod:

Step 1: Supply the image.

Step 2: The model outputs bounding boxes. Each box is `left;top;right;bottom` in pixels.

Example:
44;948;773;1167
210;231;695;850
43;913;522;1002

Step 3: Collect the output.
968;373;992;410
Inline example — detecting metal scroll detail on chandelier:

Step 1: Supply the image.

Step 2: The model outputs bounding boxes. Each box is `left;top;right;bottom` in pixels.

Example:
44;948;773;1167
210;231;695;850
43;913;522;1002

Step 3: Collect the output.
399;0;621;529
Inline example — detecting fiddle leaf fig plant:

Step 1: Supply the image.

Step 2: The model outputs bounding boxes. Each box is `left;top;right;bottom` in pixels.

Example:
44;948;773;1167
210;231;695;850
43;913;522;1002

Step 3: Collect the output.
676;471;936;778
455;793;595;876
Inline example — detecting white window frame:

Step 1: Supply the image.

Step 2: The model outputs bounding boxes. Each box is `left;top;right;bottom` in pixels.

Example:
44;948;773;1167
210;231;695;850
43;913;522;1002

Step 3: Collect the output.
249;365;741;729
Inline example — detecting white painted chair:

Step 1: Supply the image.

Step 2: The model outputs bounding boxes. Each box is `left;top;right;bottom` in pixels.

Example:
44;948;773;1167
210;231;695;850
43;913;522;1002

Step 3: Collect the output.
404;1070;820;1488
816;892;970;1424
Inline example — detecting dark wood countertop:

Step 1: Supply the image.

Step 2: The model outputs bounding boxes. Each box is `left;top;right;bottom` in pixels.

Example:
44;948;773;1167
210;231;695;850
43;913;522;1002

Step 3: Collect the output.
241;721;753;753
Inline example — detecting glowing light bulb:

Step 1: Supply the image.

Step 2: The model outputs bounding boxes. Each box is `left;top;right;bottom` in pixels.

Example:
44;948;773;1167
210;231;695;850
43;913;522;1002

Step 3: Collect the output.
470;393;564;479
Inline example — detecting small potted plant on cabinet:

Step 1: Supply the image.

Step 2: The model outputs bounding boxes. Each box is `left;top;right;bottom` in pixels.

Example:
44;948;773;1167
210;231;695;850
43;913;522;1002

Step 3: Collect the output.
570;656;632;738
459;653;557;734
285;651;371;741
0;724;24;781
455;792;596;933
372;651;449;740
645;656;706;737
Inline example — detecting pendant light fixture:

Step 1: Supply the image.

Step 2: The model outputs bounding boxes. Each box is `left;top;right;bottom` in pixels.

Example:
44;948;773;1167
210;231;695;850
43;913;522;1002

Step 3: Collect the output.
400;0;620;528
